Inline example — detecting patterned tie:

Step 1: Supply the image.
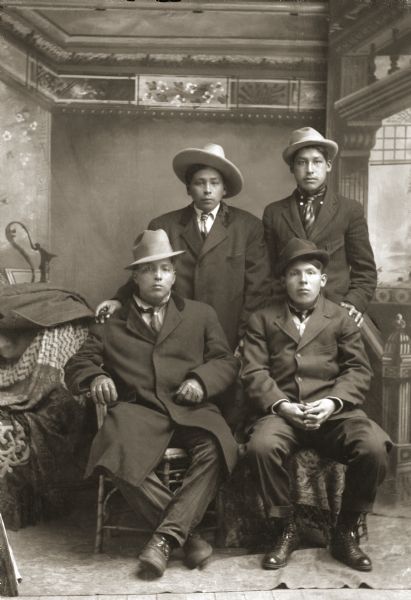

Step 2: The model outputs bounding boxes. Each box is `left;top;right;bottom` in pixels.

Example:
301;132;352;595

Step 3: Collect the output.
302;197;315;234
200;212;209;240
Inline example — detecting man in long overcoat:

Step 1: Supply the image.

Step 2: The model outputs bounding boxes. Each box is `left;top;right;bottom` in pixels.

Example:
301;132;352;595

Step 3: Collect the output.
242;237;391;573
263;127;377;326
96;142;271;352
65;230;239;577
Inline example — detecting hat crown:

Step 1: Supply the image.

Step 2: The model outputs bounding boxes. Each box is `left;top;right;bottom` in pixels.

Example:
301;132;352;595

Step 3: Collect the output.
288;127;326;147
132;230;175;263
201;142;226;160
277;237;329;276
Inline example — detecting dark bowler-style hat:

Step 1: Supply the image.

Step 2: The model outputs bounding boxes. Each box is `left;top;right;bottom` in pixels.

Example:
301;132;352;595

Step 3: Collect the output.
282;127;339;166
125;229;185;270
172;142;244;198
276;237;329;277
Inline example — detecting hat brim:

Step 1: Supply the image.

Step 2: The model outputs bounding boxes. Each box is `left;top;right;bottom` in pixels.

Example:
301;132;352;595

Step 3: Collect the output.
125;250;185;270
173;148;243;198
283;139;338;165
276;249;329;277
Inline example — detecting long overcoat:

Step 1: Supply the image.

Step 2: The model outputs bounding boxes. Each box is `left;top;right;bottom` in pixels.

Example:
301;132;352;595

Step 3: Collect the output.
242;295;379;424
262;192;377;314
65;294;239;487
116;202;272;350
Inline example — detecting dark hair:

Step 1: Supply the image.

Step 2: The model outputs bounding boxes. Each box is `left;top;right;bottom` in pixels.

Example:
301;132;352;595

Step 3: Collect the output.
291;145;329;165
184;163;225;186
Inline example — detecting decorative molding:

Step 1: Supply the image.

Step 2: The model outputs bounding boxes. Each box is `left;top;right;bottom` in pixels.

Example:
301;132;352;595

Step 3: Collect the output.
24;61;327;113
0;7;327;73
329;1;408;55
57;105;325;125
335;64;411;122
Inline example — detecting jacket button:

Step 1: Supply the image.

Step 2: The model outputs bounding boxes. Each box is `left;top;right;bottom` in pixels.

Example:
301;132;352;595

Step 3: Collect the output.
297;376;302;383
296;353;301;358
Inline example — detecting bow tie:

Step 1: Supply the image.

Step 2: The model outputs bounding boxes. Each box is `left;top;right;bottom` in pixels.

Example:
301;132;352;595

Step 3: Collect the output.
288;303;315;322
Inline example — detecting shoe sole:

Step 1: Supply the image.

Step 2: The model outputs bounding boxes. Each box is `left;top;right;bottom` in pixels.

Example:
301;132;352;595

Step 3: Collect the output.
185;552;213;570
262;561;286;570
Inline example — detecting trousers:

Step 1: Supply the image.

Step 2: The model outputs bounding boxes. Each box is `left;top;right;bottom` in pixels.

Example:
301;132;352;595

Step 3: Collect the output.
111;426;222;546
246;414;391;519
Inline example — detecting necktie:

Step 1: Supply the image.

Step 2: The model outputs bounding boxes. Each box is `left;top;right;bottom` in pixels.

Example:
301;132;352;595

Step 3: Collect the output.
200;212;209;240
302;197;315;234
138;305;163;333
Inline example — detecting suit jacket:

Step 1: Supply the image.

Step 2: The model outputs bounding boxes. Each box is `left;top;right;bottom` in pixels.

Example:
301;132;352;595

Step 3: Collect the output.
65;294;239;487
241;295;372;423
115;202;272;349
262;191;377;314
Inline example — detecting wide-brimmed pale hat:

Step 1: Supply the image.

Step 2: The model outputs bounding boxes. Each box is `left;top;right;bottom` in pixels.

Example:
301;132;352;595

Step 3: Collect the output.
282;127;339;165
276;237;329;277
125;229;185;270
172;142;244;198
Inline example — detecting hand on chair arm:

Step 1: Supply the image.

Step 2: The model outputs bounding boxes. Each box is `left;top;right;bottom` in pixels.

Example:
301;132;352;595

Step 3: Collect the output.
90;375;118;405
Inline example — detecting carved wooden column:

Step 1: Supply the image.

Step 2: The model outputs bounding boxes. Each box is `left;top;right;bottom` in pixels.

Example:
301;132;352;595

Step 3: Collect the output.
381;314;411;505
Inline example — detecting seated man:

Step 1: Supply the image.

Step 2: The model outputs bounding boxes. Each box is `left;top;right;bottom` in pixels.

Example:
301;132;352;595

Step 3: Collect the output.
65;229;239;578
241;237;391;572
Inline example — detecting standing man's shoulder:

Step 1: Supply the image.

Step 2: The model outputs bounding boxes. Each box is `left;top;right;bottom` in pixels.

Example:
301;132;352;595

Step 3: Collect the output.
225;205;264;233
330;193;366;217
149;205;191;228
263;194;294;217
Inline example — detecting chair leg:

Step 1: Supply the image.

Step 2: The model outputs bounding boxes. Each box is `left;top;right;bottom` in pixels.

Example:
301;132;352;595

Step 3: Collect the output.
94;474;105;553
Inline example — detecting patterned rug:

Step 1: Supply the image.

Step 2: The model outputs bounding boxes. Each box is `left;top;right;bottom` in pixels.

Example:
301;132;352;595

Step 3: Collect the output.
7;500;411;595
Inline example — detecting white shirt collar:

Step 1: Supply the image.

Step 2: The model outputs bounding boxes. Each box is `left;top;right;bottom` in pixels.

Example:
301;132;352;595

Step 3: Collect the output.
193;203;220;221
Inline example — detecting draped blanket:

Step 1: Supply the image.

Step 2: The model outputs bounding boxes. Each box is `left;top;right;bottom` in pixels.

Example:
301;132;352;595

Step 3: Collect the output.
0;324;89;529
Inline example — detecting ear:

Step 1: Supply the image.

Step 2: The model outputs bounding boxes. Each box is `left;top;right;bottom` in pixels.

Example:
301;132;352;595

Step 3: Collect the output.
325;161;332;173
320;273;328;288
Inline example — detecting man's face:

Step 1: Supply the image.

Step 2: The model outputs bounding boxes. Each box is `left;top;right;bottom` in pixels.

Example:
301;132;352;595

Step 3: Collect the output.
187;166;226;213
132;258;176;306
283;259;327;308
291;147;332;193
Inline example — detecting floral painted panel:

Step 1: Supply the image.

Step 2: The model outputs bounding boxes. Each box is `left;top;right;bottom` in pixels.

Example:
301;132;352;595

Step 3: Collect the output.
138;76;229;108
0;81;50;257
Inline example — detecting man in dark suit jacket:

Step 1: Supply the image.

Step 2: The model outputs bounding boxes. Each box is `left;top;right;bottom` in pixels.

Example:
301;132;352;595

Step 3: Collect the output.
242;237;391;573
263;127;377;326
96;142;271;352
65;230;239;578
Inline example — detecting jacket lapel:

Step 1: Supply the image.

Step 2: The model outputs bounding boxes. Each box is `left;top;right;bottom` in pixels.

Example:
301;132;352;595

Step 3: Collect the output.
179;204;203;256
297;295;331;350
156;296;183;345
282;194;307;239
272;304;300;345
308;191;339;241
125;302;157;344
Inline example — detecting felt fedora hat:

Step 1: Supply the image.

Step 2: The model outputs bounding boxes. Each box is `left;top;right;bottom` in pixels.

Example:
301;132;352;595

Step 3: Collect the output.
282;127;339;165
125;229;185;270
276;237;329;277
172;142;244;198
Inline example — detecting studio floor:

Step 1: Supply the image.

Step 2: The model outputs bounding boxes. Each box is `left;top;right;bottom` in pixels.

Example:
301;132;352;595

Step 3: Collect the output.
5;487;411;599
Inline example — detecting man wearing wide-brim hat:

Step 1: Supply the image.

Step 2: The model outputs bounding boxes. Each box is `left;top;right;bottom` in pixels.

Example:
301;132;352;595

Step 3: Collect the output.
65;229;239;577
96;142;271;353
242;237;391;573
263;127;377;327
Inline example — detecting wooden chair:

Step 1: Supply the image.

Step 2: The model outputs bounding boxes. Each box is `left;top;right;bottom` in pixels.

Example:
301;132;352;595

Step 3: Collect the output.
94;403;224;552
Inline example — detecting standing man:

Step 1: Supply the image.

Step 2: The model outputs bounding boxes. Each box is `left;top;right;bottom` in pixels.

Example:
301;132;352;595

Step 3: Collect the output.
96;142;271;353
263;127;377;326
242;237;391;573
65;230;239;577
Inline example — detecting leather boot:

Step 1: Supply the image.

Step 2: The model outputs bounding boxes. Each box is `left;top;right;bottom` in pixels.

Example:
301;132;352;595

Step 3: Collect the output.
262;517;300;570
183;532;213;569
138;533;173;577
329;511;372;572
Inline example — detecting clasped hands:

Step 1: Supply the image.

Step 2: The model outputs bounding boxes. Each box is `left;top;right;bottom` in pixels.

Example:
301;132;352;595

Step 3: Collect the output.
277;398;336;431
89;375;204;406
